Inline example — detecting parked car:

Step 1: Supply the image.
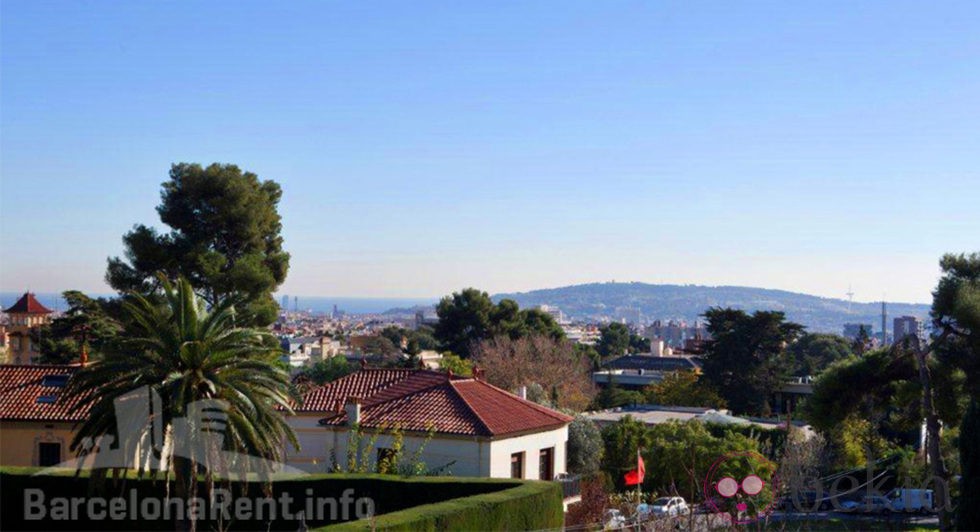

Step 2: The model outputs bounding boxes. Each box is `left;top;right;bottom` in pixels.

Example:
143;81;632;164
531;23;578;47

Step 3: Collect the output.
840;496;893;514
603;509;627;529
651;496;689;517
888;489;934;513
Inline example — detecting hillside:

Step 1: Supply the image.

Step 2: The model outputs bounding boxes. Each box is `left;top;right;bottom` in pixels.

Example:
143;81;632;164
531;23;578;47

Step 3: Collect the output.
492;282;931;334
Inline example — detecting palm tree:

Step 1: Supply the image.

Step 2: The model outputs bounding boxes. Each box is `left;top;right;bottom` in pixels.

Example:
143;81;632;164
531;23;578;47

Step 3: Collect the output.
64;276;299;531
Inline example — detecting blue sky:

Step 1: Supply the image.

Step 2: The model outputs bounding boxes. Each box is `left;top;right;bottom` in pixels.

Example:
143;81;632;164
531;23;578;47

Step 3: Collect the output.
2;1;978;303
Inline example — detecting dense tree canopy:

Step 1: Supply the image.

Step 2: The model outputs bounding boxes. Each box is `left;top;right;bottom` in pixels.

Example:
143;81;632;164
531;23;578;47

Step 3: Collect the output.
298;356;353;386
595;322;649;358
700;308;804;416
106;163;289;325
567;414;604;475
379;325;439;357
787;333;854;376
930;252;980;530
600;417;770;506
932;252;980;394
643;370;727;409
433;288;563;358
33;291;122;364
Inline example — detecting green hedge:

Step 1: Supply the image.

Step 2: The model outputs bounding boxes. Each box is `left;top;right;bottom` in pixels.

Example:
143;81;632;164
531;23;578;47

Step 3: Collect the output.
0;468;562;531
321;480;563;531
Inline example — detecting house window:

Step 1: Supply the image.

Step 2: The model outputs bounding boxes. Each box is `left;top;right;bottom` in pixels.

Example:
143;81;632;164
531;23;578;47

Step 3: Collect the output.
510;452;524;479
38;442;61;467
539;447;554;480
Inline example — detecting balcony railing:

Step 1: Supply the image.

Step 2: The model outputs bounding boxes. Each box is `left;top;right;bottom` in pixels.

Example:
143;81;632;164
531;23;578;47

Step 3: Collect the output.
555;473;581;499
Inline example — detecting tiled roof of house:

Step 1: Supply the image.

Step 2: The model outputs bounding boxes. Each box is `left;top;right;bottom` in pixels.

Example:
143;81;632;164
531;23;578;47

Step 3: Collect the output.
0;365;87;422
303;369;573;438
3;292;53;314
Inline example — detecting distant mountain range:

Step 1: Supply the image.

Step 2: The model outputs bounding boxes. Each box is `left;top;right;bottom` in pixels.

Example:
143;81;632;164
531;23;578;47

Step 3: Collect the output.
4;284;933;335
492;282;931;334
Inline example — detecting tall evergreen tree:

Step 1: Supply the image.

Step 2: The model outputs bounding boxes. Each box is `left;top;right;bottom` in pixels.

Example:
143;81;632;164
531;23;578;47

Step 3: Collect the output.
700;308;804;416
106;163;289;326
959;398;980;530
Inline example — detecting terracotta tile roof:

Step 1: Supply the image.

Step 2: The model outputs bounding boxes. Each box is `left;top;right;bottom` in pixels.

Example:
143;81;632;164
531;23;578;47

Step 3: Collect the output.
0;365;87;422
3;292;53;314
297;368;418;412
305;369;573;438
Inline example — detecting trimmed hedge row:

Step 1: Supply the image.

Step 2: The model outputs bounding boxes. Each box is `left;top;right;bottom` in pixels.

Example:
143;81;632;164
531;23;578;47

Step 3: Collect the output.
0;467;563;531
321;480;564;531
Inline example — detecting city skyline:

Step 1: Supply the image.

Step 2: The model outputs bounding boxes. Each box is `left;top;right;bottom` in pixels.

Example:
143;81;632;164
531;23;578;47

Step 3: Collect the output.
3;2;979;303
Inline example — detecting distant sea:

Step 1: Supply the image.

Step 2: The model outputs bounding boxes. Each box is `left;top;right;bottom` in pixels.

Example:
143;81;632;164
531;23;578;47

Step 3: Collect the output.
1;292;434;315
275;296;436;315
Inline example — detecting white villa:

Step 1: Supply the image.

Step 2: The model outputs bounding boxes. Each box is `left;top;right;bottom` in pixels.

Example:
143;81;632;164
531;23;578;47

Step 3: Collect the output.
286;368;573;479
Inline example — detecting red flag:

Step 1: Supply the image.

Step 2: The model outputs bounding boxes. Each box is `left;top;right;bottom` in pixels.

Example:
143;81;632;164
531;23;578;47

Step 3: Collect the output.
624;449;646;486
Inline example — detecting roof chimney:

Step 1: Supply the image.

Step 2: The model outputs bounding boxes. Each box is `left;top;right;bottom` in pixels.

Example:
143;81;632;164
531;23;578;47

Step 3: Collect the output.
360;357;367;370
518;385;527;400
345;397;361;425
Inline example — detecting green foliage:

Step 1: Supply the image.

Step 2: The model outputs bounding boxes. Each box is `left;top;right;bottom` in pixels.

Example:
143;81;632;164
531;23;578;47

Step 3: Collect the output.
1;469;554;531
806;345;967;467
958;398;980;530
806;349;915;433
360;336;400;357
643;370;727;409
591;382;643;410
701;308;804;416
600;415;650;487
379;326;438;360
574;343;601;369
61;276;299;525
599;417;768;503
106;163;290;326
323;479;563;532
433;288;563;358
595;322;648;358
437;353;473;377
567;415;604;475
301;356;354;385
932;252;980;395
787;333;855;376
32;290;122;364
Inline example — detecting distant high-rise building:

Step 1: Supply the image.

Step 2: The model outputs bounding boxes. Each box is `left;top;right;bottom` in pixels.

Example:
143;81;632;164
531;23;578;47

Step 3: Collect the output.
843;323;873;340
537;305;567;325
280;295;289;310
881;301;888;346
894;316;924;343
293;296;298;312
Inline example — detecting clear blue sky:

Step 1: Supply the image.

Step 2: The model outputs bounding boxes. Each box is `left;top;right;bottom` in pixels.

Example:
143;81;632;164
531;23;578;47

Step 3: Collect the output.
2;1;978;303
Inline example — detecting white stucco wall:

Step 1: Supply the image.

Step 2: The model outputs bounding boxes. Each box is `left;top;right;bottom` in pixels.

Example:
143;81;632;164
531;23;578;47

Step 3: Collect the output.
285;416;568;479
488;426;568;480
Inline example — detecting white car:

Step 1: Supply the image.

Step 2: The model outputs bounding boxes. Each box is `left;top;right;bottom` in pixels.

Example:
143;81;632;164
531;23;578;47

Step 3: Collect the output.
840;496;893;514
651;496;689;517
